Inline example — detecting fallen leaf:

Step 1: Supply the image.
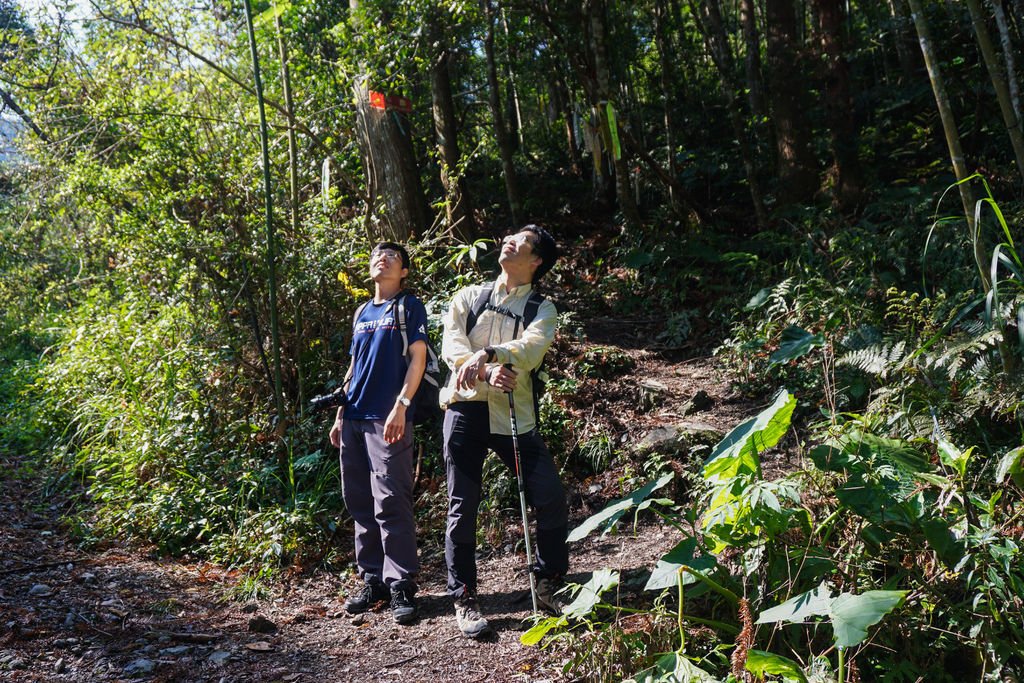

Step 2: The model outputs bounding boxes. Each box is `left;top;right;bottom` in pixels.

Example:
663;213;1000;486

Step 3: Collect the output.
245;641;274;652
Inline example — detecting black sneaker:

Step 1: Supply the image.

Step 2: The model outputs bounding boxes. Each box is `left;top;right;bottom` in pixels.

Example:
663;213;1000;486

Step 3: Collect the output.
343;582;389;614
390;588;418;625
535;576;571;615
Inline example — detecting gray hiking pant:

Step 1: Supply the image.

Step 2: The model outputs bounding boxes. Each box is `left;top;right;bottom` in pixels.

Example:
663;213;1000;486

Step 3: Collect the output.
443;402;569;598
339;418;418;593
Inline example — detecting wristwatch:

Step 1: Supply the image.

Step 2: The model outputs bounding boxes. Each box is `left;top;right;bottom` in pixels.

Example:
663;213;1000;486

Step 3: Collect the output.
397;395;411;407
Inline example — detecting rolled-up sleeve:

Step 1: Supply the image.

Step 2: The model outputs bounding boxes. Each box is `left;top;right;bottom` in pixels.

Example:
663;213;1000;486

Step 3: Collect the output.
441;286;478;372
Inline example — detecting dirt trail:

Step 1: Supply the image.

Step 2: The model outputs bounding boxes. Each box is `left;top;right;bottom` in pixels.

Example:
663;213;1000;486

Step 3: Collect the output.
1;326;755;682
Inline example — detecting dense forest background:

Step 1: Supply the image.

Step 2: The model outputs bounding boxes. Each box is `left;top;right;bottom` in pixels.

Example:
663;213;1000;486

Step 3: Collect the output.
3;0;1024;680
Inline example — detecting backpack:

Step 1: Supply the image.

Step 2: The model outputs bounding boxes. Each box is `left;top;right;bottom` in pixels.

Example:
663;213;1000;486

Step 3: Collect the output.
352;292;443;425
465;283;550;421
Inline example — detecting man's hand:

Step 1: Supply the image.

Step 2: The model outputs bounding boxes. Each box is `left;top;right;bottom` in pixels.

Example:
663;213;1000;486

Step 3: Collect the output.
487;364;518;393
329;414;343;448
455;349;490;391
384;403;407;444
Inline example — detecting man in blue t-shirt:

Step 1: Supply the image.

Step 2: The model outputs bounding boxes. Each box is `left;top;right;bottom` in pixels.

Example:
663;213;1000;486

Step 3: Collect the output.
329;242;428;625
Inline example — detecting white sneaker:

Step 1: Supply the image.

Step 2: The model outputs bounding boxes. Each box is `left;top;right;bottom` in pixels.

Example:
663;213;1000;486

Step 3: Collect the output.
454;594;491;638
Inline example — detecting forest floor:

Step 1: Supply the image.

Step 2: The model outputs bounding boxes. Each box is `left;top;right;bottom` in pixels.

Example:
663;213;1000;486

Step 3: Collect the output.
0;231;764;682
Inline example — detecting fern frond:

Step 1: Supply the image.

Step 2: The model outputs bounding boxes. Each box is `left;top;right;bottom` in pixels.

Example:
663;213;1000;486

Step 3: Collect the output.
838;342;909;378
933;328;1002;377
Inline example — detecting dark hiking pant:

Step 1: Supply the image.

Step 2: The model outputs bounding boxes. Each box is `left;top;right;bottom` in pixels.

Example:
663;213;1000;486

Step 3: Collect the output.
443;401;568;598
339;418;418;593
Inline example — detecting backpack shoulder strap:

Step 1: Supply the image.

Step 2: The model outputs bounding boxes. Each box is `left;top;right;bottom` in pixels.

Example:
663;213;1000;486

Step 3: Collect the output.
394;292;409;358
465;283;495;335
352;300;371;331
523;291;546;329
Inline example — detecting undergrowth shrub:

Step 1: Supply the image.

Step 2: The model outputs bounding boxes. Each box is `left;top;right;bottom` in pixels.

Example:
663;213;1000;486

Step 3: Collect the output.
527;391;1024;682
31;287;344;568
526;188;1024;682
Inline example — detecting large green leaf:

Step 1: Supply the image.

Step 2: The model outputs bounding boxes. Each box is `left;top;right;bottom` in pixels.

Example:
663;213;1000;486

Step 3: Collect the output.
830;590;908;649
807;444;852;473
839;430;935;481
745;650;808;683
996;446;1024;486
562;568;619;619
936;437;971;479
567;473;674;542
644;537;717;591
519;615;566;646
624;249;655;268
625;652;717;683
769;325;824;367
921;518;966;567
756;582;833;624
756;584;908;650
835;473;917;530
703;389;795;481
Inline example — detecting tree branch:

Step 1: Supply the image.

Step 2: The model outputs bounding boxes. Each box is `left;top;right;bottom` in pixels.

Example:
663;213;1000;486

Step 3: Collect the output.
88;0;365;199
0;86;49;142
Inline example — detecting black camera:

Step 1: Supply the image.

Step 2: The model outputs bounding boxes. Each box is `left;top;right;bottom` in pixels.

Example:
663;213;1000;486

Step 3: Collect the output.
309;386;348;413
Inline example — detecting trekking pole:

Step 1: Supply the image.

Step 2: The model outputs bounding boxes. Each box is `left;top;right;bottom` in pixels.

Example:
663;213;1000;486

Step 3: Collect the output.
504;363;540;615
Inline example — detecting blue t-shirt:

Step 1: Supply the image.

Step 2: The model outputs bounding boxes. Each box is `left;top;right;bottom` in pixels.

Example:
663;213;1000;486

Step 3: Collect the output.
344;293;429;421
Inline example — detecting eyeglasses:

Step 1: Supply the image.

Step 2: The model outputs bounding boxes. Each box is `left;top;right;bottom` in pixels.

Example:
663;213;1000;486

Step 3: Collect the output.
501;234;536;249
372;248;403;263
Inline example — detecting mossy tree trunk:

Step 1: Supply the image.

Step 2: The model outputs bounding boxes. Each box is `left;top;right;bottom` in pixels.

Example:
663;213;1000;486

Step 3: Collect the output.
349;0;429;242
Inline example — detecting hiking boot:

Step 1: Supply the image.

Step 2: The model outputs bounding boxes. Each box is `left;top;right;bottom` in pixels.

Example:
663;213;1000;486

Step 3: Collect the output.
390;587;418;625
343;581;389;614
454;594;491;638
535;576;570;615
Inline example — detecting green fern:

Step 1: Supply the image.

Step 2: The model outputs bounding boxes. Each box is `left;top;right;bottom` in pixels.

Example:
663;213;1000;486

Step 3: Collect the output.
934;328;1002;377
838;341;909;379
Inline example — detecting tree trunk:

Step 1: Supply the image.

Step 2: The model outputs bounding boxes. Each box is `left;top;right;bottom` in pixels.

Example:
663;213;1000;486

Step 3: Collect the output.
909;0;1011;376
501;8;525;152
555;71;582;174
906;0;986;286
0;87;48;142
966;0;1024;183
690;0;769;230
242;0;286;426
585;0;641;229
430;37;476;242
350;0;429;242
276;10;305;415
765;0;819;203
989;0;1021;132
653;0;682;213
886;0;920;83
814;0;864;209
740;0;772;156
483;0;522;225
